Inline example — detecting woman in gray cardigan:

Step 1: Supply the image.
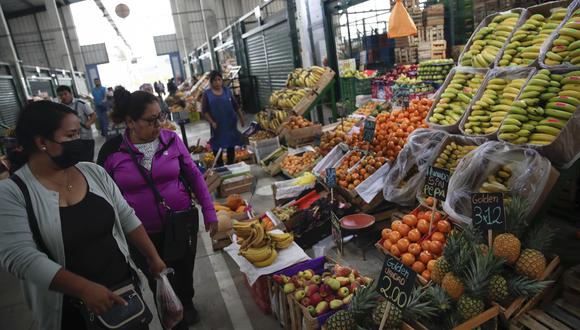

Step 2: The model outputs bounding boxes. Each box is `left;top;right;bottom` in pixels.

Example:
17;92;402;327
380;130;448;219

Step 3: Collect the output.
0;101;166;330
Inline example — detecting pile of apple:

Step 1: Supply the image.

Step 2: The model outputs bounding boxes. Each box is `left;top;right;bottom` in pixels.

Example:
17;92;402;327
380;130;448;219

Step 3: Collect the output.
272;264;373;317
377;202;451;281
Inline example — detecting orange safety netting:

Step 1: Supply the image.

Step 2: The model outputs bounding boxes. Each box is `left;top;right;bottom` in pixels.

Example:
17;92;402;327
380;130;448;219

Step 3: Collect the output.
388;0;418;38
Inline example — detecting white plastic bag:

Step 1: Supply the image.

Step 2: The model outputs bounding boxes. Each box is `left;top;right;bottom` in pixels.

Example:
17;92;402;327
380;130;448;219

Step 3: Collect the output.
383;128;448;206
156;268;183;329
443;141;552;224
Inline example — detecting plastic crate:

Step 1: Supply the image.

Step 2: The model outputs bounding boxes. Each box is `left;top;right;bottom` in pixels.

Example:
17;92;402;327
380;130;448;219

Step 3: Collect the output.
249;136;280;162
340;77;372;113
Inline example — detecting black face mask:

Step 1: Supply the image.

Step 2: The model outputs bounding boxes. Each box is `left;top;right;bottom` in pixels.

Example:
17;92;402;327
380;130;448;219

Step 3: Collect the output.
47;139;84;169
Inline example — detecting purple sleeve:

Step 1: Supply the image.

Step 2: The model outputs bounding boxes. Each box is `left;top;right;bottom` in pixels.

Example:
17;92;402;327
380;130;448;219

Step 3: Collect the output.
175;135;217;224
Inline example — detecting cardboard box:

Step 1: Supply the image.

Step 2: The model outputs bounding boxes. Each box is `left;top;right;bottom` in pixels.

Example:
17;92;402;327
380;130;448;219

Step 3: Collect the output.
280;124;322;148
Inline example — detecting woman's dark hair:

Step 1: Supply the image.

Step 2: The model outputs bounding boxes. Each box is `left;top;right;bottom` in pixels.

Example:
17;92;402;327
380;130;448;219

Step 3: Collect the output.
111;86;158;124
209;70;222;84
11;100;76;169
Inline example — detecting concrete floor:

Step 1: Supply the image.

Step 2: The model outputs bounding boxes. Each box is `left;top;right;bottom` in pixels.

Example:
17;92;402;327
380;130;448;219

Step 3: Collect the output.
0;116;385;330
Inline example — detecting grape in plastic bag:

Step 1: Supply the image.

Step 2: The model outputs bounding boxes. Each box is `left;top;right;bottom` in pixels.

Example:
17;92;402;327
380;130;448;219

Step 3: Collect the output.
156;268;183;329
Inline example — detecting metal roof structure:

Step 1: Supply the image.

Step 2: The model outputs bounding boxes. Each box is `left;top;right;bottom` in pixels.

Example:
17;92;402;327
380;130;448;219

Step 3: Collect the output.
0;0;84;18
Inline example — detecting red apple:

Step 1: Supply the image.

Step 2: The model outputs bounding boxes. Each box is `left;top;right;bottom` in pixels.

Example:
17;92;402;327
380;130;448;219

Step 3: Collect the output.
324;294;336;303
336;277;350;287
305;284;319;297
350;282;359;293
272;274;284;284
319;284;331;297
310;292;322;306
301;297;311;307
334;265;352;277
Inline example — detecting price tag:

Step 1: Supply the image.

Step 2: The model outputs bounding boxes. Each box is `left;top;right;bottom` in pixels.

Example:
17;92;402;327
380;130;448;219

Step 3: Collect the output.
471;192;506;232
330;211;343;255
423;166;450;201
376;254;416;309
326;167;336;189
363;120;376;143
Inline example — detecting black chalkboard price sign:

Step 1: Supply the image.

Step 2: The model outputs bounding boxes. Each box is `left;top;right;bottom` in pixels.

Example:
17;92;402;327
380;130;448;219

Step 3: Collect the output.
330;211;343;255
363;120;376;142
326;167;336;189
471;192;506;232
376;254;416;319
423;166;451;201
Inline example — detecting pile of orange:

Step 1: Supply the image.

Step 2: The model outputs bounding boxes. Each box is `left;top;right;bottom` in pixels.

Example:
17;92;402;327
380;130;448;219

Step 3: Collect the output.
378;208;452;281
336;154;387;190
346;99;432;163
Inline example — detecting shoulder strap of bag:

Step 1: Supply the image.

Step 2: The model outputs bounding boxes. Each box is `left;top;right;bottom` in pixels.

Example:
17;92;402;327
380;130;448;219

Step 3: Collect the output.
10;175;54;260
124;141;170;213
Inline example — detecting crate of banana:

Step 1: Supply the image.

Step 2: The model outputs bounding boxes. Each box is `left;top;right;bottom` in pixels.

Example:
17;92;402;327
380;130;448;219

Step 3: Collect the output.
427;68;488;132
269;88;312;110
459;67;536;138
233;220;295;268
497;3;570;67
497;68;580;165
286;66;330;89
459;10;525;68
540;7;580;67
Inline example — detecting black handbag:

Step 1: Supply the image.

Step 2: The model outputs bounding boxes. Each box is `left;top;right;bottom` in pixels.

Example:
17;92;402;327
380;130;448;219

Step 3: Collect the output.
126;146;198;262
10;175;153;330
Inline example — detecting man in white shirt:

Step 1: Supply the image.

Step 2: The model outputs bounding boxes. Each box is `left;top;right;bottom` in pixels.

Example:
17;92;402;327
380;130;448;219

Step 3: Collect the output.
57;85;97;161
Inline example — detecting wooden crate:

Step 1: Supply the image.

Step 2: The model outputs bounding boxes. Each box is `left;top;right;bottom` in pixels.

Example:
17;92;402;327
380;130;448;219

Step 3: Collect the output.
426;25;445;42
280;124;322;148
218;174;253;197
270;280;293;329
409;305;499;329
204;169;222;194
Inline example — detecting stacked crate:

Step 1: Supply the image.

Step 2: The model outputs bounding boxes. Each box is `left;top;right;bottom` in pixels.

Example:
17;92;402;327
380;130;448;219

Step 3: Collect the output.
417;4;446;61
474;0;500;26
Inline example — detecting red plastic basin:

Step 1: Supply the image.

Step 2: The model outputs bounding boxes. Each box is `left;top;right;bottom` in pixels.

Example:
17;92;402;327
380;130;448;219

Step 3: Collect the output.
340;213;375;230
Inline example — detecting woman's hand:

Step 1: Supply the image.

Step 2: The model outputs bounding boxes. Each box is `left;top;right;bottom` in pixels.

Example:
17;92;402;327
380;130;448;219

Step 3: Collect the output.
205;221;218;237
211;122;218;129
147;256;167;279
80;281;127;315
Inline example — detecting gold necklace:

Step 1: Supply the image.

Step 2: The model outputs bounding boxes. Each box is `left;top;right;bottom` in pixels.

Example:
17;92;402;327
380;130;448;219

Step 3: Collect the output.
41;168;72;192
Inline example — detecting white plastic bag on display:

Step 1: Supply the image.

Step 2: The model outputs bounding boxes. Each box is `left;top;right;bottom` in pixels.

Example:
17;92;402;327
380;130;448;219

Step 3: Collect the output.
443;141;553;224
383;128;448;206
156;268;183;329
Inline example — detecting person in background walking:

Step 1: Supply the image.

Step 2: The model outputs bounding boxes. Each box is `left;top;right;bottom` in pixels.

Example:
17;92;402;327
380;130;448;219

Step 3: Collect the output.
92;78;108;137
202;70;245;167
57;85;96;162
158;80;166;97
0;101;165;330
97;87;218;328
140;83;170;119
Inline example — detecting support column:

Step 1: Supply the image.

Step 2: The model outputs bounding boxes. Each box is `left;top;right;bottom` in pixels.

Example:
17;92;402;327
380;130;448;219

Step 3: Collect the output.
170;0;192;78
61;5;85;71
0;4;30;100
44;0;76;92
200;0;216;71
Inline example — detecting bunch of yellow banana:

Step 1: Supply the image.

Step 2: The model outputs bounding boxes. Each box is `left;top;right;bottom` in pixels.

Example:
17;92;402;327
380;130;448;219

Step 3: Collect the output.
269;232;294;249
286;66;327;88
269;88;309;109
239;244;278;267
255;109;291;131
478;165;512;193
232;219;258;240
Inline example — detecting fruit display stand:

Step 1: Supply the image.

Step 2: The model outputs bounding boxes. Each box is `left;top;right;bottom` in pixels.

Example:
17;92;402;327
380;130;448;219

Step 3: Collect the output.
458;67;536;139
458;9;527;68
496;68;580;167
495;255;561;323
426;67;490;133
496;1;574;68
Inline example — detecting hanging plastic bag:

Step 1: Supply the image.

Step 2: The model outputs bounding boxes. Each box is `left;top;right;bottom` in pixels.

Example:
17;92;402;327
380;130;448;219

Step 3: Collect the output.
443;141;553;224
388;0;418;38
156;268;183;329
383;128;448;206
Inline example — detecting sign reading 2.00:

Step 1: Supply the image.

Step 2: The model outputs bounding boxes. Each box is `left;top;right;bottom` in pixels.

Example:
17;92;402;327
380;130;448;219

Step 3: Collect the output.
376;254;417;309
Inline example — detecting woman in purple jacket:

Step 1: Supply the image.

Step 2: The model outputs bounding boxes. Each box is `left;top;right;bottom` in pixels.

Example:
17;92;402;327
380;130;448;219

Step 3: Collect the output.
97;87;217;328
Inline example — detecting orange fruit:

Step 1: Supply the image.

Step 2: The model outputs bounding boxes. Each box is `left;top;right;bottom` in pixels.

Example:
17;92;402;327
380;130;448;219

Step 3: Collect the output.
397;223;411;237
427;259;437;272
397;238;410;253
408;229;421;242
412;261;425;273
437;220;451;233
388;231;402;243
425;197;434;206
421;270;431;281
431;232;446;244
401;253;415;267
419;251;433;264
390;244;401;257
402;214;418;227
421;239;432;252
391;220;402;231
417;219;430;234
408;243;421;256
429;240;443;255
381;228;392;240
382;239;393;251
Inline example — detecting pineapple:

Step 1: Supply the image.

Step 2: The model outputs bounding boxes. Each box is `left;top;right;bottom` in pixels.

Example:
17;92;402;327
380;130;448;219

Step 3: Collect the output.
440;233;474;300
507;275;551;299
431;257;451;284
432;230;462;284
326;283;379;330
441;273;464;300
516;249;546;279
425;286;452;313
371;286;437;328
492;197;529;264
488;275;508;303
457;295;485;320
